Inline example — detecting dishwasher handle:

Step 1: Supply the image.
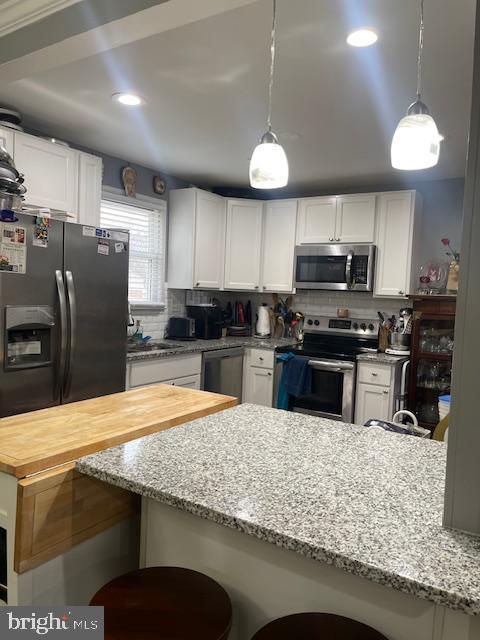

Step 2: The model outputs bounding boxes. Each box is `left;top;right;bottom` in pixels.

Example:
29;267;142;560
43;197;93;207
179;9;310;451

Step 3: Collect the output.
202;347;244;360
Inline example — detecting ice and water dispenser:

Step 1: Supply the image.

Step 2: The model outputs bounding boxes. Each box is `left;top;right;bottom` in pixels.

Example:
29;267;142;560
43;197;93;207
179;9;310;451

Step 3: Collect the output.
4;306;55;370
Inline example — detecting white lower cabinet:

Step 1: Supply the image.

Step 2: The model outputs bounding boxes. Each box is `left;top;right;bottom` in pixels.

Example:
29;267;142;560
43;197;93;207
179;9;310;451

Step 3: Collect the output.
355;383;392;425
243;348;274;407
354;360;403;425
127;354;202;390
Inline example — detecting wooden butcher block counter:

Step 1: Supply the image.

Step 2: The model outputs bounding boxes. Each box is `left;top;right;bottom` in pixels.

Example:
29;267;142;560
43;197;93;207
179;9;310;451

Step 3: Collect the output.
0;385;237;574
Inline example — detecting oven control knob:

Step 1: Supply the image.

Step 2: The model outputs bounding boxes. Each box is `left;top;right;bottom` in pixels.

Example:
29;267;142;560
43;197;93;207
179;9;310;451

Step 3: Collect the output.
307;319;313;325
360;323;367;331
353;322;359;330
314;320;320;326
368;323;375;331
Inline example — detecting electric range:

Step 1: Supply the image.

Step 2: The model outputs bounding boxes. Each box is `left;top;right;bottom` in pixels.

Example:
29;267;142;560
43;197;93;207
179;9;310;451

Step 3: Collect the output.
276;315;380;422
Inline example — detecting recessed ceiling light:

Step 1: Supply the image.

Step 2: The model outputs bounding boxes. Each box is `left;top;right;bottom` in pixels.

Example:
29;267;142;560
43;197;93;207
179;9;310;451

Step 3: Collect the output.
346;29;378;48
112;92;145;106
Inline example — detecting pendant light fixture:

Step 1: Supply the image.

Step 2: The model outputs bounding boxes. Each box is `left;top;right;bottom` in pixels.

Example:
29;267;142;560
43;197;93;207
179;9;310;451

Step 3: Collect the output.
249;0;288;189
391;0;441;170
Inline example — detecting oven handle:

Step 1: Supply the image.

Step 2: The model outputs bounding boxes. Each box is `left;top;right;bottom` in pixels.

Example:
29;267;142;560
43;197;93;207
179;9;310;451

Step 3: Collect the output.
308;360;355;372
345;250;354;288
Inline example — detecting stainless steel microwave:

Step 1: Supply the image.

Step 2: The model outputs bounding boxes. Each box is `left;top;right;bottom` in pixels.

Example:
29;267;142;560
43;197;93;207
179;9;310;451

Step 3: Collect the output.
294;244;376;291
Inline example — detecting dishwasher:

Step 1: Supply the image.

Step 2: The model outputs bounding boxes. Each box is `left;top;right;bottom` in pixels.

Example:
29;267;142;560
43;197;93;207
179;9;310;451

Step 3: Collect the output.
201;348;244;400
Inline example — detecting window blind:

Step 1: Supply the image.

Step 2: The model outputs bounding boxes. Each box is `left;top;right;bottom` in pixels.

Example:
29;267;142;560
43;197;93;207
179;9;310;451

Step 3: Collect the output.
100;199;166;305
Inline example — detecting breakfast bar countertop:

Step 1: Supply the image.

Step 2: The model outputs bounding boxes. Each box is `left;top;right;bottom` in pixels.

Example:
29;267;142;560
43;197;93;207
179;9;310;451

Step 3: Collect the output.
77;404;480;616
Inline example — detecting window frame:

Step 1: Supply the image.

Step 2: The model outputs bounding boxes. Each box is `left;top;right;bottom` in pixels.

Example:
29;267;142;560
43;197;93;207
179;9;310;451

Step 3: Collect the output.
100;188;167;312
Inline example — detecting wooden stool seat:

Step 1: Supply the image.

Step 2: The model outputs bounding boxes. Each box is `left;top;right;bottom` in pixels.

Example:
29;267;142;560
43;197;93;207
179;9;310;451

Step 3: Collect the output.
251;613;388;639
90;566;232;640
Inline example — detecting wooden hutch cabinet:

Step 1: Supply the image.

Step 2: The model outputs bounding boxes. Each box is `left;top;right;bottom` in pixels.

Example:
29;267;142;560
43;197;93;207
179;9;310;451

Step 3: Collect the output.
408;296;456;433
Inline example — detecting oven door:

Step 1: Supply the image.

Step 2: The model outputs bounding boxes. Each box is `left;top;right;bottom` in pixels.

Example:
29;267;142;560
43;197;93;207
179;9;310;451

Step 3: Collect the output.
294;245;353;290
290;359;355;422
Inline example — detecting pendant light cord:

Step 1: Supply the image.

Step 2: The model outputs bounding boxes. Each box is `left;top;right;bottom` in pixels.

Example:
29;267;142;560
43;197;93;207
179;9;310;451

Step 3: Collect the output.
416;0;425;100
266;0;277;132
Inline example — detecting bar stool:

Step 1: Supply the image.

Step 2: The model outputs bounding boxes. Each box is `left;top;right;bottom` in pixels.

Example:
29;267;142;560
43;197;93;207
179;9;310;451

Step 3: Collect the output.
90;566;232;640
251;613;388;639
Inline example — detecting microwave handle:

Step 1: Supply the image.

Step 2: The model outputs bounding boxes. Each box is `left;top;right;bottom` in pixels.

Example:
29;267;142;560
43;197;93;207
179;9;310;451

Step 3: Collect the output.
345;250;354;288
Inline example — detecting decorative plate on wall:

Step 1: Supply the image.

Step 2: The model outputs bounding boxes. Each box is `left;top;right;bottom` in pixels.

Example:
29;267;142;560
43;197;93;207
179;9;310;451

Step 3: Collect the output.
153;175;166;195
122;166;137;197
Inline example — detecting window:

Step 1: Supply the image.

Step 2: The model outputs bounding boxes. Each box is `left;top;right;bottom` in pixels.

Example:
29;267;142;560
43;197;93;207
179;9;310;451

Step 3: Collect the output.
100;199;166;307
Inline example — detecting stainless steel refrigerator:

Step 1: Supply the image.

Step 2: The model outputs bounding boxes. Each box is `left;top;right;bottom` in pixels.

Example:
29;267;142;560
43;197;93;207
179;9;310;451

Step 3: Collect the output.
0;212;129;417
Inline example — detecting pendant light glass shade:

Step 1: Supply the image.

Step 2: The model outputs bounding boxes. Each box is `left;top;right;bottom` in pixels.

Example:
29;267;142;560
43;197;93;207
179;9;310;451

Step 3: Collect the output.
249;131;289;189
249;0;288;189
391;0;441;171
391;111;441;170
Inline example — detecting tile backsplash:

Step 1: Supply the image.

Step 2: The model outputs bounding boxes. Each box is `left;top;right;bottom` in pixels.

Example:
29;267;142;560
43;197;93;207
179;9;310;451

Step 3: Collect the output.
134;288;402;340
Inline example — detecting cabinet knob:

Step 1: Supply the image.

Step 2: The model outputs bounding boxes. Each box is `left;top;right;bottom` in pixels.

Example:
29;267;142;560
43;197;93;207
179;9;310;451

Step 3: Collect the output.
383;390;389;395
263;286;266;290
268;372;272;376
398;290;404;295
371;372;378;377
254;285;259;289
195;282;200;287
329;237;334;242
259;357;264;361
336;237;341;242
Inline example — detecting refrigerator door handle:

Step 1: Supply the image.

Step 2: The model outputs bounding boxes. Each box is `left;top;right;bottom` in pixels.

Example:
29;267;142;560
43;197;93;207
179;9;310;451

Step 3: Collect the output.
63;270;77;399
55;270;68;401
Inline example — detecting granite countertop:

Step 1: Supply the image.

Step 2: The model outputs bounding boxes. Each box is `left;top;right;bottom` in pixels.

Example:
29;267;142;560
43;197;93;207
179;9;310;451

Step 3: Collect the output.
77;404;480;616
356;351;410;364
127;337;299;361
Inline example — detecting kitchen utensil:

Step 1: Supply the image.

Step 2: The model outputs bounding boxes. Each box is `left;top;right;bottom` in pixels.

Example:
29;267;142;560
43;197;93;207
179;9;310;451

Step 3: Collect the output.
256;305;270;336
0;107;21;124
0;190;22;212
388;332;411;351
0;162;19;182
275;316;285;338
0;175;26;194
0;145;15;168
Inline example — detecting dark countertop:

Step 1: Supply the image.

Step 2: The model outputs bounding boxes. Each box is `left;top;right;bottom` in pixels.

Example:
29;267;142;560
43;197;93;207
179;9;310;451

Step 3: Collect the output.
77;404;480;616
127;337;299;362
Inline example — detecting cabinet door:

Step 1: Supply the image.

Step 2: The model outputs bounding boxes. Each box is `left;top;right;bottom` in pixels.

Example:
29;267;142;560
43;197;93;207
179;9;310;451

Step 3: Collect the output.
355;383;391;424
261;200;297;292
77;152;102;226
0;127;14;156
296;196;336;244
336;194;376;243
14;132;78;213
193;191;225;289
243;366;273;406
374;191;415;297
224;199;263;290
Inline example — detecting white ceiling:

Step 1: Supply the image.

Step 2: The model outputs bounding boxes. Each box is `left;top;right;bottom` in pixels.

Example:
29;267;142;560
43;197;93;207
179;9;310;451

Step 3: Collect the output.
0;0;476;188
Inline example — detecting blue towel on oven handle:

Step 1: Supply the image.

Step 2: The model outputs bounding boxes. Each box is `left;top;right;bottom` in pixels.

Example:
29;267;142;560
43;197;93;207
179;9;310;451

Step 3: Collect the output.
276;353;313;410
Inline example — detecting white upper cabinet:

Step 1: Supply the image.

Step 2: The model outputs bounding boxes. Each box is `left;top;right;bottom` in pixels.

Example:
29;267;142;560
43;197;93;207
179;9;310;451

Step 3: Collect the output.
296;196;336;243
193;190;226;289
374;191;420;298
168;188;226;290
224;199;263;290
0;127;14;157
77;152;103;226
261;200;297;293
335;194;376;243
297;194;376;244
14;132;78;214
